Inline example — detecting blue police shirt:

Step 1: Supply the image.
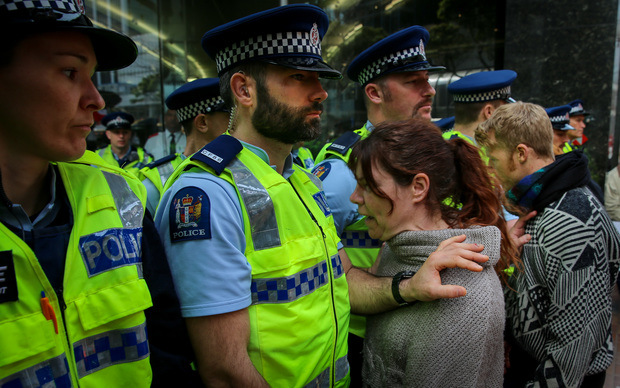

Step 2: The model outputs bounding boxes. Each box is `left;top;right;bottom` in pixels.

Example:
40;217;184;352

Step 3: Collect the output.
312;158;359;236
311;120;374;236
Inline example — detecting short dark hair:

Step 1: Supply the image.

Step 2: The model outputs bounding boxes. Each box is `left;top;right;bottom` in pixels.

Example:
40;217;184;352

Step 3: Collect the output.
454;100;503;125
219;61;268;107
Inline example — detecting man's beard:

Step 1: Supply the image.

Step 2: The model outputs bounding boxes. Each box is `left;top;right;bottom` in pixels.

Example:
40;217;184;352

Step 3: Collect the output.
381;86;432;120
252;82;323;144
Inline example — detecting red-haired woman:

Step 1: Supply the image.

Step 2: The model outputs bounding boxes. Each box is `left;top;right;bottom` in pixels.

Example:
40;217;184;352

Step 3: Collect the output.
348;118;520;387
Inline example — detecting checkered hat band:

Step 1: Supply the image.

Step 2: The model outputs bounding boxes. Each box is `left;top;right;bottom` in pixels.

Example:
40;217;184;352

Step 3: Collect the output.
1;0;82;14
215;31;322;73
358;47;424;85
550;115;568;123
176;96;225;122
570;105;585;115
452;86;512;103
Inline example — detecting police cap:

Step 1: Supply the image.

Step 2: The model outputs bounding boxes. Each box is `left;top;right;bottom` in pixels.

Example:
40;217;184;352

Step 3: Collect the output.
434;116;455;131
448;70;517;103
347;26;445;85
165;78;229;123
102;112;134;130
545;105;574;131
201;4;341;79
0;0;137;71
567;99;590;117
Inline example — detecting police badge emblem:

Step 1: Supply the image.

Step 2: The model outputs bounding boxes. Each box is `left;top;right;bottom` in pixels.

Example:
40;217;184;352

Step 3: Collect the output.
310;23;320;48
170;187;212;243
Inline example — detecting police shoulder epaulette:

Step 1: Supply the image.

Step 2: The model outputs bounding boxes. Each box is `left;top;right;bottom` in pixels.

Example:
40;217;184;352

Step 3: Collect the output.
326;131;362;155
191;135;243;175
145;153;177;168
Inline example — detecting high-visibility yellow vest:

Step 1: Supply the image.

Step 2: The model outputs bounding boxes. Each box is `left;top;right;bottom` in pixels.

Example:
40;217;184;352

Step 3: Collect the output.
294;146;315;169
442;129;490;164
138;153;185;199
166;135;350;387
0;151;153;387
563;141;576;153
315;124;381;338
98;145;152;177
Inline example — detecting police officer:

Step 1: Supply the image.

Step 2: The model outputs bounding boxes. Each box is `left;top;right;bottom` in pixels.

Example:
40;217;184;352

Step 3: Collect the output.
98;112;153;176
312;26;445;382
546;104;604;203
565;99;591;152
444;70;518;152
139;78;229;215
546;105;575;156
154;8;490;386
0;1;197;386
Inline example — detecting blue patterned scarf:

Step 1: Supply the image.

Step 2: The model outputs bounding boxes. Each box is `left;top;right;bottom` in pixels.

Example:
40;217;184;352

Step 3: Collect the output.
506;151;591;212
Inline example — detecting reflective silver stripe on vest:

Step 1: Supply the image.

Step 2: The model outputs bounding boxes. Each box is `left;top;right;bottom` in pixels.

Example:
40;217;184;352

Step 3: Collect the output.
228;158;280;250
156;161;175;187
302;169;323;190
101;171;145;277
98;148;106;157
0;353;72;387
73;321;149;378
101;171;144;229
304;355;350;388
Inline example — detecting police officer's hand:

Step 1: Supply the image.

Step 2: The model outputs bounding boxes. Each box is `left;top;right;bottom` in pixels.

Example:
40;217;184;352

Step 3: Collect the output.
400;234;488;302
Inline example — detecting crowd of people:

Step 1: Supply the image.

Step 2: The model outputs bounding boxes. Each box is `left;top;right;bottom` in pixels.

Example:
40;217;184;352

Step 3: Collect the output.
1;2;619;388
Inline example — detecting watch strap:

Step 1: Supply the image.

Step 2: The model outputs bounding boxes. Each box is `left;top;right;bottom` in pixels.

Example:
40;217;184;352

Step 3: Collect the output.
391;270;416;306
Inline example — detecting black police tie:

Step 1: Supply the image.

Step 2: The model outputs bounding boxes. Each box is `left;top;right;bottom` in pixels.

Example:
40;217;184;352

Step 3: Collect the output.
169;133;176;155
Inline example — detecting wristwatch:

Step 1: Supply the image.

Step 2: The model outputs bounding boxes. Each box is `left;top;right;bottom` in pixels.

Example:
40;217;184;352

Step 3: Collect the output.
391;270;417;306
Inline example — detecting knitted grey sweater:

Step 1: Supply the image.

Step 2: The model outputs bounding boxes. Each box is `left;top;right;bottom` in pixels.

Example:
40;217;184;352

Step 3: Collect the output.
362;226;505;388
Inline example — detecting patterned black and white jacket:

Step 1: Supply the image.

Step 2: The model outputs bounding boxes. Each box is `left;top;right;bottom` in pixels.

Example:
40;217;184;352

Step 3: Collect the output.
505;169;620;388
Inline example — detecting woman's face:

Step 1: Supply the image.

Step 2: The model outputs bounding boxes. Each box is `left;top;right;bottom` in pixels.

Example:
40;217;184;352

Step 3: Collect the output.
350;162;416;241
0;31;105;163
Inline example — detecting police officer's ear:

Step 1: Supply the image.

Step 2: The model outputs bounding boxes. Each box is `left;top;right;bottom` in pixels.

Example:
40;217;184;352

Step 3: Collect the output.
230;72;253;107
481;103;495;120
193;113;209;134
364;82;383;105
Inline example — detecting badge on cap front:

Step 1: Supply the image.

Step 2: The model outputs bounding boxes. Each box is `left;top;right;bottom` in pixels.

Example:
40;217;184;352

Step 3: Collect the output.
310;23;320;48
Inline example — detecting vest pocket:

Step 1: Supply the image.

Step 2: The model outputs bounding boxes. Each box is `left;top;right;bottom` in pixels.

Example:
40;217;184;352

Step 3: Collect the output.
0;313;56;368
74;278;153;331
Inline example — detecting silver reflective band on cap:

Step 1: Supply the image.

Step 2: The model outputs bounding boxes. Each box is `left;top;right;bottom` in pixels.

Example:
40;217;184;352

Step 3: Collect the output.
229;158;280;250
1;0;85;21
176;96;226;122
452;85;512;103
215;29;322;74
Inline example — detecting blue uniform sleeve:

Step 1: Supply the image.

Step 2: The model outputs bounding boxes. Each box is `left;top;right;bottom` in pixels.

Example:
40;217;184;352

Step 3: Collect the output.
312;158;360;236
154;172;252;318
142;178;161;217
